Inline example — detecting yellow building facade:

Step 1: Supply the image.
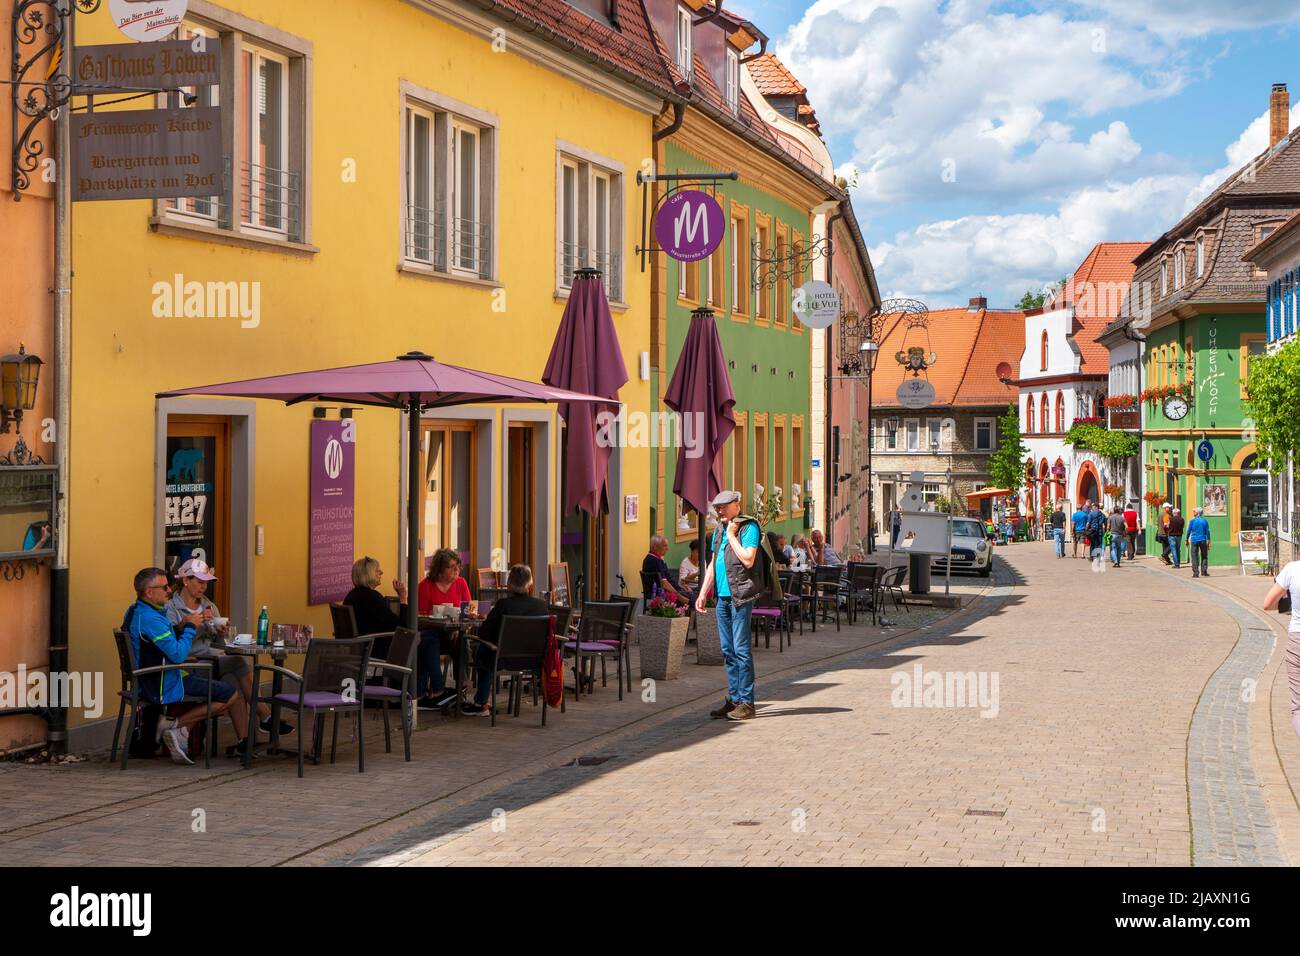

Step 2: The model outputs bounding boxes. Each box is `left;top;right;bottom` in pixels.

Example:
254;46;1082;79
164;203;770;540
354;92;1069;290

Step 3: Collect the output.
66;0;655;745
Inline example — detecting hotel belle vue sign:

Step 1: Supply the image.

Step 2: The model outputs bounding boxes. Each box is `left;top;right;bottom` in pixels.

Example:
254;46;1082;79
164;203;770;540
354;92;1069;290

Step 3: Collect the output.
71;40;222;202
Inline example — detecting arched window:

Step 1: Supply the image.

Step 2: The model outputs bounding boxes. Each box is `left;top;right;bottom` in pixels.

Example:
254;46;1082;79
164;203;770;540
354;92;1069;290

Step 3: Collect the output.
1055;391;1065;432
1040;393;1050;433
1026;395;1035;434
1040;330;1049;371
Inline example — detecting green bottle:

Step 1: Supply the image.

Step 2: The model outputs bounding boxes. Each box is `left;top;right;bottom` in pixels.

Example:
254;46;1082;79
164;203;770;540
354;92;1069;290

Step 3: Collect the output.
257;605;270;646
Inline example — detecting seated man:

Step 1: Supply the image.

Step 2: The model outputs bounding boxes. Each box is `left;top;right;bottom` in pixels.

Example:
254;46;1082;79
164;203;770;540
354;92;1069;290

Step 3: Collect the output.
125;567;248;764
462;564;549;717
809;529;843;566
642;534;691;604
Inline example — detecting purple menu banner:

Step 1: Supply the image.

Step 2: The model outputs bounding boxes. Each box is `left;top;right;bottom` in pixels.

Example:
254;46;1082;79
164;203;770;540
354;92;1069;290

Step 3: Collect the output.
309;420;356;605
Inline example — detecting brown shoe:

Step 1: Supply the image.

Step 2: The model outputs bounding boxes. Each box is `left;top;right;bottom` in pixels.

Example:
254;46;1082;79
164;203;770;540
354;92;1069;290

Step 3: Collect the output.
709;698;735;719
725;702;755;721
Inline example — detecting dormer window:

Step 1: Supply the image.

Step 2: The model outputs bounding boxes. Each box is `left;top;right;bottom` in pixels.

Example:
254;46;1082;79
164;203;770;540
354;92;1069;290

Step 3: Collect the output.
1196;236;1204;277
1174;246;1184;290
1160;258;1168;296
726;48;740;115
676;6;692;78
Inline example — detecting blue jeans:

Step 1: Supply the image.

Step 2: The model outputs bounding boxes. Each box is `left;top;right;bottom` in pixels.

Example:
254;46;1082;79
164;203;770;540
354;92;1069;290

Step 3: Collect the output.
891;525;901;548
416;629;450;697
1053;527;1065;557
1110;535;1125;565
715;597;755;705
1169;538;1182;568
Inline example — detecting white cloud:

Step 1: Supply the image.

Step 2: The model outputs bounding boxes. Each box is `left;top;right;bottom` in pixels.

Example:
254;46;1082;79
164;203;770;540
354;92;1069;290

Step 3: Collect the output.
869;176;1195;304
1069;0;1300;39
1185;102;1300;210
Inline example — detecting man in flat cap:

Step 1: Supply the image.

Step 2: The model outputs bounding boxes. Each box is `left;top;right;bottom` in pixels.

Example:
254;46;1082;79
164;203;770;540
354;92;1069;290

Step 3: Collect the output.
695;489;762;721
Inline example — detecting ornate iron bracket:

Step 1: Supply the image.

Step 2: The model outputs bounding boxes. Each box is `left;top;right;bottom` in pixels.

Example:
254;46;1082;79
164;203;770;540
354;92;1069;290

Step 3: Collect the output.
750;233;830;291
634;170;738;273
0;435;45;466
10;0;101;200
1;557;46;581
836;307;889;378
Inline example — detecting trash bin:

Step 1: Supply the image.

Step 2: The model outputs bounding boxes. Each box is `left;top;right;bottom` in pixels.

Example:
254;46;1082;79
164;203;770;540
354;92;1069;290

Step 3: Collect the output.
908;552;931;594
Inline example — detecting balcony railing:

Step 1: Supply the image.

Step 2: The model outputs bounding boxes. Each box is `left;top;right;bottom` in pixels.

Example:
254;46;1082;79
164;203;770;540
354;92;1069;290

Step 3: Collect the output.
241;161;302;241
405;201;447;271
559;242;622;300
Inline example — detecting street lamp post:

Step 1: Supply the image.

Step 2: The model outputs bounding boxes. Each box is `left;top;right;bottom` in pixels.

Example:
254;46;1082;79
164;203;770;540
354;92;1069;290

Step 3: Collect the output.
860;337;879;552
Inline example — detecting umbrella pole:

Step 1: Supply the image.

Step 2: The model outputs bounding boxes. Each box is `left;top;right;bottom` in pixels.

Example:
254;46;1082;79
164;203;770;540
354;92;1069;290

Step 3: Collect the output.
581;511;590;605
406;396;421;632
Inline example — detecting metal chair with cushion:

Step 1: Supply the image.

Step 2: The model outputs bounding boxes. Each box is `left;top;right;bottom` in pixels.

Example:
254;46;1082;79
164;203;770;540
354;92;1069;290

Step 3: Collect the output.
751;593;786;652
476;615;554;727
329;602;358;639
111;628;218;770
360;627;417;761
805;565;844;632
844;562;881;625
777;570;806;638
564;600;633;701
247;636;373;778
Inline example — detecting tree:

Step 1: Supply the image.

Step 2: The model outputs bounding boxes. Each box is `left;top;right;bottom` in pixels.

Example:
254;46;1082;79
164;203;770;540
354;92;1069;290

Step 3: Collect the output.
1245;339;1300;476
1015;276;1068;311
988;403;1029;494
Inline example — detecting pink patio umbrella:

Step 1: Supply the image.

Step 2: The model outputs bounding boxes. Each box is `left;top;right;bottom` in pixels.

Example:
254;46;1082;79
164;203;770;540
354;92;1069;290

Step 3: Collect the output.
158;351;616;630
663;307;736;563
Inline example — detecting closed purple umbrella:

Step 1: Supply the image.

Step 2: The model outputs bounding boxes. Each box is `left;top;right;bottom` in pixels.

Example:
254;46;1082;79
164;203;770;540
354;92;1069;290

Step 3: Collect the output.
542;268;628;516
664;307;736;518
159;350;613;630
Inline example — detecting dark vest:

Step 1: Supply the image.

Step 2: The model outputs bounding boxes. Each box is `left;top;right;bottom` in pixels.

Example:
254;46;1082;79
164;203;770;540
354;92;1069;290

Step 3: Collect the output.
715;517;763;605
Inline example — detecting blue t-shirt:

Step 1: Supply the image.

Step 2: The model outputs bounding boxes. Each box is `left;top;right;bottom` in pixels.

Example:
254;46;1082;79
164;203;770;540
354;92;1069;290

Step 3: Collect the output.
714;521;762;599
1071;510;1087;531
1187;516;1211;543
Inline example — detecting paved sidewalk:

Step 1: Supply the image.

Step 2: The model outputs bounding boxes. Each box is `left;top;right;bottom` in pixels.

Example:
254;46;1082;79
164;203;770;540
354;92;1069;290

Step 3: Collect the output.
348;543;1277;866
0;573;981;866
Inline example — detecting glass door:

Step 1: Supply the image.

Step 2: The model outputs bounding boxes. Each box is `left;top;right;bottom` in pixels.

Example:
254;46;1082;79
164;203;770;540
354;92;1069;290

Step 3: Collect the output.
419;421;476;576
164;418;230;611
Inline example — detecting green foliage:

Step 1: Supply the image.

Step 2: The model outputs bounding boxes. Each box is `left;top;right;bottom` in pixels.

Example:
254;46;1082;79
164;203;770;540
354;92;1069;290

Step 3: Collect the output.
754;489;782;527
933;494;950;514
1064;423;1140;459
1015;277;1068;311
988;403;1029;494
1245;339;1300;477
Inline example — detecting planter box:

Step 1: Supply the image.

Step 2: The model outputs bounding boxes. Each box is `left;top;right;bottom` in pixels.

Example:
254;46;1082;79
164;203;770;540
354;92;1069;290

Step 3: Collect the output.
639;614;690;680
694;612;723;665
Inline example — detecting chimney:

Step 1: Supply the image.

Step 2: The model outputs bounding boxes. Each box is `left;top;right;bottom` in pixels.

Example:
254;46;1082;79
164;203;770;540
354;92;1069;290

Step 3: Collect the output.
968;296;987;311
1270;83;1289;148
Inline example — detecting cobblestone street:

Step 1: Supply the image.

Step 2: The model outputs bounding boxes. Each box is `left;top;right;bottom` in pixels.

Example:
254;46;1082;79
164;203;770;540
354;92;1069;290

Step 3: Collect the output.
2;542;1296;867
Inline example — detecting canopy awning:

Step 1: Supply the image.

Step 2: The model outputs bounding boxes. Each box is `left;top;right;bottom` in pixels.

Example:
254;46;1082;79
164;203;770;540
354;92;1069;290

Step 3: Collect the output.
964;487;1014;501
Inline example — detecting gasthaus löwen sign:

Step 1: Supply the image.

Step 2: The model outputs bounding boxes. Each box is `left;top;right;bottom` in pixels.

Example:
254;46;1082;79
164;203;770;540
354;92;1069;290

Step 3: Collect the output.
73;40;220;94
309;420;356;605
654;189;725;261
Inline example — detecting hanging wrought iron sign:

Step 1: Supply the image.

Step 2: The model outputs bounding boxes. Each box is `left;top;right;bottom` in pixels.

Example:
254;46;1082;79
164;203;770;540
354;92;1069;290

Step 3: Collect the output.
654;189;725;262
752;234;831;291
896;378;936;410
635;169;738;272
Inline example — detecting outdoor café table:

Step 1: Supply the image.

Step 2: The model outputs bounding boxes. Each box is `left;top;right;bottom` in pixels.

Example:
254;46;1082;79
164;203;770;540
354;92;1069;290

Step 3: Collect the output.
419;615;482;719
225;641;295;767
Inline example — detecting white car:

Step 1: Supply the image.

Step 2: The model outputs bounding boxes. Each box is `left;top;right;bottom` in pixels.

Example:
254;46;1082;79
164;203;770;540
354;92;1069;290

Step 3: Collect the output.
931;517;994;577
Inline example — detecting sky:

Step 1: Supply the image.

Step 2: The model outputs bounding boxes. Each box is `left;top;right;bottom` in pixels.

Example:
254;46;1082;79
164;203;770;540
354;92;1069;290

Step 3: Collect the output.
727;0;1300;308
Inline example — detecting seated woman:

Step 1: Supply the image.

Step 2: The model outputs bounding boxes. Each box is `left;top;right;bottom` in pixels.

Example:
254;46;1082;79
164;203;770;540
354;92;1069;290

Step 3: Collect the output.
342;556;407;659
768;532;791;567
678;540;701;594
462;564;549;717
166;558;291;739
413;548;470;710
787;534;812;571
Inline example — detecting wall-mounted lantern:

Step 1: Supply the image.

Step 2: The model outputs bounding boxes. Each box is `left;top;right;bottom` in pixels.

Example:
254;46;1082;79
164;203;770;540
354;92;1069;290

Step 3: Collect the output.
1;345;42;434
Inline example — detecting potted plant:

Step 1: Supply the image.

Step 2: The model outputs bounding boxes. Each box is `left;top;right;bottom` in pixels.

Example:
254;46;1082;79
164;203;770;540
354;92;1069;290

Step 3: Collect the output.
694;594;723;665
639;596;691;680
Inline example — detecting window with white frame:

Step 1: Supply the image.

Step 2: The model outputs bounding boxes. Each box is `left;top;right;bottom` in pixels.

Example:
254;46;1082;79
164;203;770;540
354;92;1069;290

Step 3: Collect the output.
725;48;740;115
160;18;310;244
927;419;942;451
556;149;623;300
883;419;898;450
1196;236;1204;277
923;483;941;504
676;5;692;78
402;90;496;280
974;418;995;452
1161;259;1168;296
1174;247;1184;290
906;419;919;451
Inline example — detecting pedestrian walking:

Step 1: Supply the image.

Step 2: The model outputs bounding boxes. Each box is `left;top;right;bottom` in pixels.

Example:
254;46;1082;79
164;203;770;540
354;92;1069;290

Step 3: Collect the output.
1264;561;1300;742
889;505;902;549
1049;503;1067;558
1086;503;1107;562
1122;500;1140;563
1107;506;1127;567
1157;503;1173;565
1186;507;1211;577
1071;502;1088;558
695;489;764;722
1166;508;1185;569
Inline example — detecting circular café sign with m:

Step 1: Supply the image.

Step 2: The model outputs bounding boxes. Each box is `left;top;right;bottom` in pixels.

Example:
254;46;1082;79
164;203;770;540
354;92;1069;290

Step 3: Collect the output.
110;0;188;42
654;190;724;262
896;378;936;409
793;280;840;330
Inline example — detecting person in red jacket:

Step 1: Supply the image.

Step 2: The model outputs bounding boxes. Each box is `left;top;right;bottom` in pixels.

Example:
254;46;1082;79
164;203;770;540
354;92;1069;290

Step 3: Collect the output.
1122;501;1140;563
415;548;472;709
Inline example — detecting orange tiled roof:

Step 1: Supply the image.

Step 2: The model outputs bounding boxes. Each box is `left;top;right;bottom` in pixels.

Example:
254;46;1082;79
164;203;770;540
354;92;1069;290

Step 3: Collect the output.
1050;241;1146;372
748;52;806;97
872;306;1025;409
